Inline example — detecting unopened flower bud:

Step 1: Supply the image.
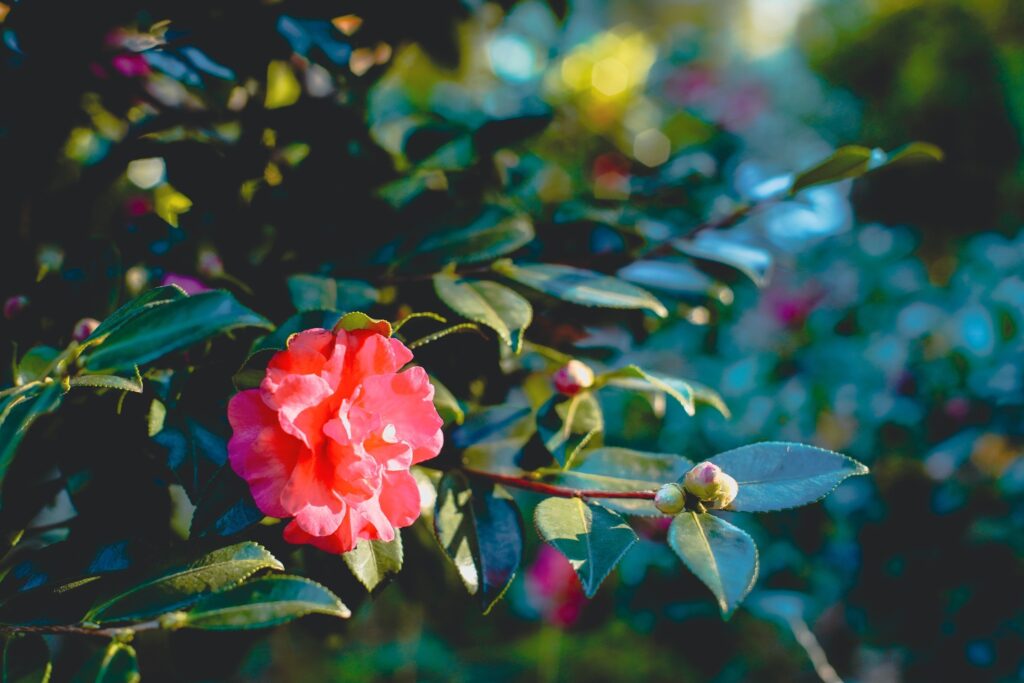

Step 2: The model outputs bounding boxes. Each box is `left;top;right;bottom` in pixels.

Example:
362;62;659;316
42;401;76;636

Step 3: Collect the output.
552;360;595;396
72;317;101;342
683;462;738;510
125;266;149;296
37;244;64;272
197;248;224;278
654;483;686;515
3;295;28;320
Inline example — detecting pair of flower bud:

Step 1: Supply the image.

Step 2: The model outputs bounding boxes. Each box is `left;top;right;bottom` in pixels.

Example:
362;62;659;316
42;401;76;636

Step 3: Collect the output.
654;462;738;514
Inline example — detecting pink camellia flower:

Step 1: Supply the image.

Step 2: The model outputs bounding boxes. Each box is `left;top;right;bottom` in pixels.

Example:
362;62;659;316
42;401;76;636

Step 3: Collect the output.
227;327;443;554
525;544;586;628
552;359;595;396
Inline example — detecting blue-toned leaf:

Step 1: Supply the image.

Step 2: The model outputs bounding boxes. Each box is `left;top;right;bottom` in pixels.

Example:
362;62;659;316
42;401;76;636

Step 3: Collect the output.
706;442;869;512
495;261;667;317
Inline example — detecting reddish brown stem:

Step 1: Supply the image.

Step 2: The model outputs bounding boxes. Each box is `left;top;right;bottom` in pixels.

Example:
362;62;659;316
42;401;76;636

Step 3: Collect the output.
463;468;656;500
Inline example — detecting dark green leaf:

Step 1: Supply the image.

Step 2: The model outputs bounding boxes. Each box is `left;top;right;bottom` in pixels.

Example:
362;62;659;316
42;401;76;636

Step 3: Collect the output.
15;347;59;385
412;209;534;266
0;382;63;506
600;365;696;415
549;447;692;517
342;534;403;593
190;465;265;538
668;512;758;618
83;291;272;372
536;393;603;468
433;472;523;613
286;275;377;312
790;146;873;194
673;235;773;287
70;642;139;683
87;286;188;342
182;575;350;629
251;310;344;355
430;375;464;426
494;261;668;317
2;633;51;683
87;542;283;622
886;141;944;165
534;497;637;598
434;274;532;352
706;442;869;512
153;416;228;498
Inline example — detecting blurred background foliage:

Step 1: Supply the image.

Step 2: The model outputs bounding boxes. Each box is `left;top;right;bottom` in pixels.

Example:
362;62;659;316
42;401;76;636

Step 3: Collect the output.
1;0;1023;681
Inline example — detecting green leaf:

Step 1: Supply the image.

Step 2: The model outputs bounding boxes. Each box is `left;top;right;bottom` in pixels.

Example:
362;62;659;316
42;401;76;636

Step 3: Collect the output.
433;472;523;613
494;261;667;317
251;310;344;355
549;447;692;517
434;274;532;352
152;415;229;498
83;290;272;372
69;369;143;394
790;146;874;194
333;311;392;337
706;442;869;512
533;497;637;598
287;275;377;312
430;375;464;426
182;575;350;629
536;393;603;468
600;365;696;416
15;347;59;385
2;633;51;683
70;642;139;683
599;366;729;418
0;382;63;506
87;542;283;622
411;209;534;266
342;534;403;593
673;235;773;287
668;512;758;618
87;285;188;342
886;141;944;165
616;260;714;296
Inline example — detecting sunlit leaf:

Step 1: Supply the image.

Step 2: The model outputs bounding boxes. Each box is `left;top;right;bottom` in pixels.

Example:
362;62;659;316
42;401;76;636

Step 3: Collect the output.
182;576;349;629
87;542;283;622
668;512;758;618
549;447;692;517
534;497;637;598
673;235;773;287
706;442;869;512
433;472;523;613
342;534;403;593
494;261;667;317
434;274;532;352
430;375;464;426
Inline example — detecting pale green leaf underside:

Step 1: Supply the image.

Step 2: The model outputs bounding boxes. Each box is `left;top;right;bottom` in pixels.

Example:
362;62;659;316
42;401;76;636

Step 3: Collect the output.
668;512;758;618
